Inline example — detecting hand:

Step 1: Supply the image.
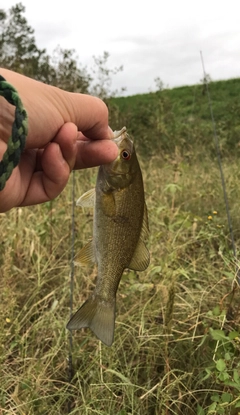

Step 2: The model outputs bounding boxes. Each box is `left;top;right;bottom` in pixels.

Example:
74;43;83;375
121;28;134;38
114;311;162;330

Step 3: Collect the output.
0;69;118;212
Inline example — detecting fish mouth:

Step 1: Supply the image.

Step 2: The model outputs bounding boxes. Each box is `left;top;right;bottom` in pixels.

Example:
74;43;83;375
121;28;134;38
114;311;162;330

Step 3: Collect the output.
113;127;127;140
114;134;126;147
113;127;133;148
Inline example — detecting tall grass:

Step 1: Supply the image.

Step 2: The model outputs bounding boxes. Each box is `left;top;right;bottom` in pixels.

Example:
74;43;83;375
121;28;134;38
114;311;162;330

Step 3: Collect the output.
1;149;239;414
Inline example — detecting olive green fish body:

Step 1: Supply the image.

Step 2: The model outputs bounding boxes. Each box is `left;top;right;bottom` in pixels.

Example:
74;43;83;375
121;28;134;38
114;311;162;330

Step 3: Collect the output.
94;159;145;299
67;127;149;346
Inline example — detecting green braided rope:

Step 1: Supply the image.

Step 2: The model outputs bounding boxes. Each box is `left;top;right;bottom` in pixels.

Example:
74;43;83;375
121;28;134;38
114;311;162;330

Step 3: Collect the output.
0;75;28;191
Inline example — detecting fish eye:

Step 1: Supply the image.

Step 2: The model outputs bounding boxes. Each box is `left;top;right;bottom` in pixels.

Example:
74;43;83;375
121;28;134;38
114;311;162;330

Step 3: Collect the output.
121;150;131;160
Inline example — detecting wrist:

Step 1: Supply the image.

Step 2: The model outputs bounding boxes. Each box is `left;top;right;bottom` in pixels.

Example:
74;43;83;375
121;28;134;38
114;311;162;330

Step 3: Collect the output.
0;96;15;145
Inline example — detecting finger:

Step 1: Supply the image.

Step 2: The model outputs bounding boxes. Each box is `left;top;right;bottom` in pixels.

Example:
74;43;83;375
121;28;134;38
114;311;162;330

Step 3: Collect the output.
33;123;78;172
53;122;77;170
77;126;114;142
20;142;70;206
74;138;119;169
62;93;114;141
0;69;113;148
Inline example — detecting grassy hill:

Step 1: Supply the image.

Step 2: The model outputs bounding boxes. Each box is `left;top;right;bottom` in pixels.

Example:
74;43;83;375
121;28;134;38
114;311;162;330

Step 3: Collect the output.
1;78;240;414
109;77;240;158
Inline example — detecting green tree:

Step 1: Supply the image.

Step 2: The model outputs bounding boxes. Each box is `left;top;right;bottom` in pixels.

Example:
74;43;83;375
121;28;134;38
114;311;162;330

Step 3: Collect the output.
90;51;125;100
50;46;91;93
0;3;91;92
0;3;123;97
0;3;46;78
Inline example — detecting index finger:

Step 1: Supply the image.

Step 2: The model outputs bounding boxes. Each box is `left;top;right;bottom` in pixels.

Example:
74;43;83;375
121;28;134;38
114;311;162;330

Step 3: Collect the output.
0;69;114;148
64;92;114;141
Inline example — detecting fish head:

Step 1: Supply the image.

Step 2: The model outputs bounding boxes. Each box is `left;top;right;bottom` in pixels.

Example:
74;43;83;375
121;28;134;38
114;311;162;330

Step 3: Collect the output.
101;127;139;190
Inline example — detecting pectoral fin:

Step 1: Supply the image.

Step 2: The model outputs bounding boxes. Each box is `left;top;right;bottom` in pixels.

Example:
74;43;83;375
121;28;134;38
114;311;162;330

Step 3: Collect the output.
76;188;95;207
74;240;95;265
129;203;150;271
100;192;116;217
129;239;150;271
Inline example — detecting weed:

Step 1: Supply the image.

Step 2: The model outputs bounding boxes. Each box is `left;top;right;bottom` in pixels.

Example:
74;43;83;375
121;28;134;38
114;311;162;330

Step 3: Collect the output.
1;83;240;414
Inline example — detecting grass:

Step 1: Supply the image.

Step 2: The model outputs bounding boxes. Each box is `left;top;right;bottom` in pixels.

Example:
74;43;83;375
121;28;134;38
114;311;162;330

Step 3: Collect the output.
109;77;240;158
1;149;240;414
1;4;240;411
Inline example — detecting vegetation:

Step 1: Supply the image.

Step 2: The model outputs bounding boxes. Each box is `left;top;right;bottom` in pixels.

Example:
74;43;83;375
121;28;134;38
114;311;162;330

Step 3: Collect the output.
1;152;240;415
0;3;123;96
109;77;240;157
1;3;240;415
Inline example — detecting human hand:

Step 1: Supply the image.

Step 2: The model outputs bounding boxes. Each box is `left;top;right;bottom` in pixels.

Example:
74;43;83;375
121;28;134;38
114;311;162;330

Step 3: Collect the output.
0;69;118;212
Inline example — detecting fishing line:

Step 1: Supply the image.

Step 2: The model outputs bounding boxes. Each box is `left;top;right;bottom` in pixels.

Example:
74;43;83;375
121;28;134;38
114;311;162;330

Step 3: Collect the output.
200;51;240;286
67;170;75;413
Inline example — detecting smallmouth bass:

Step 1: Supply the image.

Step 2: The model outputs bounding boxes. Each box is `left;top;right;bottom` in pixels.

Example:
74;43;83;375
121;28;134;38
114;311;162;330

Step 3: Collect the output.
67;127;150;346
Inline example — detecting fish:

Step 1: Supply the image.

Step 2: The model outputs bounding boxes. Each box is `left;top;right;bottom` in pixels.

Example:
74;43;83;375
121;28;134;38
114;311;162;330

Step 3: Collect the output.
66;126;150;346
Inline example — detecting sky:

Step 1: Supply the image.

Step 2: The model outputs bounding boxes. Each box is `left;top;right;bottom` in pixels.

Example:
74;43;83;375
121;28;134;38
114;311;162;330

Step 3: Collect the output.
5;0;240;96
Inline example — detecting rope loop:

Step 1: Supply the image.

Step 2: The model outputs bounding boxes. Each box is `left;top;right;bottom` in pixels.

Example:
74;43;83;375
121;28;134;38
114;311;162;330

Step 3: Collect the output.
0;75;28;190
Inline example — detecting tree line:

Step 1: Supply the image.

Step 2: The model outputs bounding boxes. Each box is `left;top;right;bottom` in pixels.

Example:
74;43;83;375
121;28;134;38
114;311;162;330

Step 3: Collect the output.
0;3;124;99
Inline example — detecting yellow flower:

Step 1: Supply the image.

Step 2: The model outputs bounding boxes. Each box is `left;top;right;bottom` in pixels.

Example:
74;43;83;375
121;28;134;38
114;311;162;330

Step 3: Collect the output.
6;318;11;323
213;211;218;215
208;215;213;220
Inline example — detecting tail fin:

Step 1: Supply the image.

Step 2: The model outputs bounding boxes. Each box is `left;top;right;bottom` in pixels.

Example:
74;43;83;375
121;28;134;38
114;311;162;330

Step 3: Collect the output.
66;296;116;347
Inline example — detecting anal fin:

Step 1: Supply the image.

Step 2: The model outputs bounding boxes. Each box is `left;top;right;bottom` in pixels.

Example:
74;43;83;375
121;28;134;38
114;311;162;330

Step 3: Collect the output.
129;239;150;271
128;202;150;271
75;240;95;265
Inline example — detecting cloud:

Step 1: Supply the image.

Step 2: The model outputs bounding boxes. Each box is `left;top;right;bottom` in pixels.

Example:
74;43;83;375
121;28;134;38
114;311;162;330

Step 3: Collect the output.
33;21;73;51
5;0;240;96
104;24;240;95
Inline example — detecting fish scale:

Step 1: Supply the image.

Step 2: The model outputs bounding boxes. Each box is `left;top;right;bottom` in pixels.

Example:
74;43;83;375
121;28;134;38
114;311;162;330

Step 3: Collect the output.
67;127;150;346
95;185;144;290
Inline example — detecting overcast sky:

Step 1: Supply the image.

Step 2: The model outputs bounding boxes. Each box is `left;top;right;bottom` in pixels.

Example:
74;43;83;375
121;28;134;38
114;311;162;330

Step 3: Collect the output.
6;0;240;96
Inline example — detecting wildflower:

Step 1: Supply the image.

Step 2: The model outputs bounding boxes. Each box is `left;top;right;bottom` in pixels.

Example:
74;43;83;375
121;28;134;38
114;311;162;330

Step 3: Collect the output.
208;215;213;220
213;211;218;215
6;318;11;323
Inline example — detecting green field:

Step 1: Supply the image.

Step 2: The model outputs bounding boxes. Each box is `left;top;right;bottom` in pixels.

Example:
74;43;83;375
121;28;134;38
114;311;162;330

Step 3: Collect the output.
1;79;240;414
